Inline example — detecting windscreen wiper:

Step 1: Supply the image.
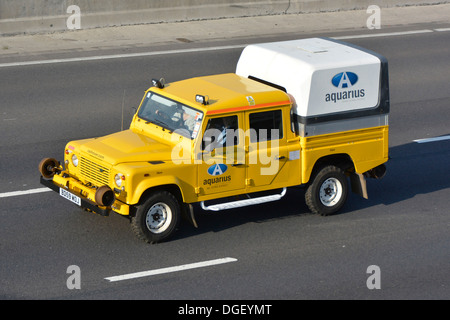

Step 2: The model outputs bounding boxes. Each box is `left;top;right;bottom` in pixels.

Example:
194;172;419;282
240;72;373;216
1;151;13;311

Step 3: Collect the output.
146;119;173;133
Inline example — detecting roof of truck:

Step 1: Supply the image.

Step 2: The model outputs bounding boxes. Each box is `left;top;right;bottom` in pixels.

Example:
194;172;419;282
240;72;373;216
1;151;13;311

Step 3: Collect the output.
150;73;291;115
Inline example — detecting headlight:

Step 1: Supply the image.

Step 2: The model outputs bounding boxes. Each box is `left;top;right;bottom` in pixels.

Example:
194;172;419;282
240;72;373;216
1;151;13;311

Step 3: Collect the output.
71;154;79;167
114;173;125;187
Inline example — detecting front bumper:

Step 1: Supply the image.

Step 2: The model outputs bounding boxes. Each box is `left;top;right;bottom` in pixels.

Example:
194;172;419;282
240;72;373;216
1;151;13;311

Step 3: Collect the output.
40;174;130;216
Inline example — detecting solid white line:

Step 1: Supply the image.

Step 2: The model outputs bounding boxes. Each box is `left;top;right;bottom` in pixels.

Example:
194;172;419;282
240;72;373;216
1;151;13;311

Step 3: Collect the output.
0;28;444;68
0;187;51;198
434;28;450;32
0;44;245;68
105;257;238;282
413;135;450;144
332;29;434;40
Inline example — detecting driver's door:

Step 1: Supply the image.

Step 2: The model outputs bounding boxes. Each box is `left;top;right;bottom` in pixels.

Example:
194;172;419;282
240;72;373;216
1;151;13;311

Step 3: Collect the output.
197;114;246;196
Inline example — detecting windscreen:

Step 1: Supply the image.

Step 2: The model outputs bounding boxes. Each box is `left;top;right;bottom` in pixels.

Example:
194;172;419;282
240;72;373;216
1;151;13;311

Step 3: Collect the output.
138;92;203;139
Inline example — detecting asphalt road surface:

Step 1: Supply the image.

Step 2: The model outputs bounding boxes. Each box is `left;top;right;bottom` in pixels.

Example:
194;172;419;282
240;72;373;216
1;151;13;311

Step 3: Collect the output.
0;23;449;302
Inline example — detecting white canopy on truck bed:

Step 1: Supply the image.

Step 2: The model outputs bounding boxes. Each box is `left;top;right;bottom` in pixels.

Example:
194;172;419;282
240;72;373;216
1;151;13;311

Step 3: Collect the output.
236;38;389;124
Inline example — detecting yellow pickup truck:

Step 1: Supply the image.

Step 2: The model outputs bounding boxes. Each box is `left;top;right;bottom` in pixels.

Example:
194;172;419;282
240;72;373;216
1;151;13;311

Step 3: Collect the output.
39;38;389;243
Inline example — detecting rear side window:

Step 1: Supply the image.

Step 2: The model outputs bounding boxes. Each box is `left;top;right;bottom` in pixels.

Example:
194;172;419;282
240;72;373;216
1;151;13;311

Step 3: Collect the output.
249;110;283;143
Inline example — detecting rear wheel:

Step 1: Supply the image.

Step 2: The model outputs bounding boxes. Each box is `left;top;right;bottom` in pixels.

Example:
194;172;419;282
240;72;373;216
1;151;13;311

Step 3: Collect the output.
131;191;181;243
305;165;348;216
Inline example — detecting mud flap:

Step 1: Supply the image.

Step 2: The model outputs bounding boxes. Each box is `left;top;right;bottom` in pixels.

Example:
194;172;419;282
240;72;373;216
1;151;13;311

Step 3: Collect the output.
181;203;198;228
350;172;368;199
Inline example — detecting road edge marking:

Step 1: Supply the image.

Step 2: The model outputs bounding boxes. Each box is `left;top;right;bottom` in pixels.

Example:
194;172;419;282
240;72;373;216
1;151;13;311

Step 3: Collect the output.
1;28;448;68
0;44;245;68
332;29;434;40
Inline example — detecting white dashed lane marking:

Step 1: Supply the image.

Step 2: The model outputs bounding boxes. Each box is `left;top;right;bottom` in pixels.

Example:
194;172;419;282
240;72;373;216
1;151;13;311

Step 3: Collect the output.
104;257;238;282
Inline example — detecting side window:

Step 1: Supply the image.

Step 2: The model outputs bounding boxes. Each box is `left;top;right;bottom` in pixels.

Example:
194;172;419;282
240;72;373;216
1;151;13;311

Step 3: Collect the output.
202;115;239;150
249;110;283;143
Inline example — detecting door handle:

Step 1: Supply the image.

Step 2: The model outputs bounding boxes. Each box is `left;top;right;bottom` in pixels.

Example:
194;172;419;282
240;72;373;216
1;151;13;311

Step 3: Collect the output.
232;163;245;167
275;156;286;160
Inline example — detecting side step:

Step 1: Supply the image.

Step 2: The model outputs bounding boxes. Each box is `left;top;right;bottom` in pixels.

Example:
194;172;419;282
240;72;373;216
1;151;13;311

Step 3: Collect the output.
200;188;287;212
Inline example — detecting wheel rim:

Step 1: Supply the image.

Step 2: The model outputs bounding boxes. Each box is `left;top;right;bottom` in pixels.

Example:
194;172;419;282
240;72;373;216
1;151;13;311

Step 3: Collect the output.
319;177;343;207
145;202;172;234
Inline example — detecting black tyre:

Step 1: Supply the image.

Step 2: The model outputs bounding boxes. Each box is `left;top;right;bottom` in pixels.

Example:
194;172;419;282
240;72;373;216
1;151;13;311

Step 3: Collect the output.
305;165;348;216
131;191;181;243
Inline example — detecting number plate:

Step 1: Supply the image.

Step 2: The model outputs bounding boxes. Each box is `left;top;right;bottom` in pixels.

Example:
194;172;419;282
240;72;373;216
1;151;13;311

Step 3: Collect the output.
59;188;81;206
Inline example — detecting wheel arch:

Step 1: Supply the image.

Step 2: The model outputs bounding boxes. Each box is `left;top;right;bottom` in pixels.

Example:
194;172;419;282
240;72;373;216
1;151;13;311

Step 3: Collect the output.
306;153;355;184
137;184;184;206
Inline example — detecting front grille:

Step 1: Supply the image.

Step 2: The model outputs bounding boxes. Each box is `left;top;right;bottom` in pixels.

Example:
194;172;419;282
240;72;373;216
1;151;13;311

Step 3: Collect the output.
80;157;110;186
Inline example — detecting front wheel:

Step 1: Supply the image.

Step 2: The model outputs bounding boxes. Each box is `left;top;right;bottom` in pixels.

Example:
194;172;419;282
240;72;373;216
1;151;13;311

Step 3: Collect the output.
131;191;181;243
305;165;349;216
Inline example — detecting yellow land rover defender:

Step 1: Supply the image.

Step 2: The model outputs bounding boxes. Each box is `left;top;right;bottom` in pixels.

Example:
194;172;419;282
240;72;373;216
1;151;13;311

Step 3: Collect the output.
39;38;389;243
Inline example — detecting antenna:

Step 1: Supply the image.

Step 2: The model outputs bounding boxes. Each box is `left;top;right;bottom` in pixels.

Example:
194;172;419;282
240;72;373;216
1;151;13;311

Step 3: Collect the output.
121;89;126;131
